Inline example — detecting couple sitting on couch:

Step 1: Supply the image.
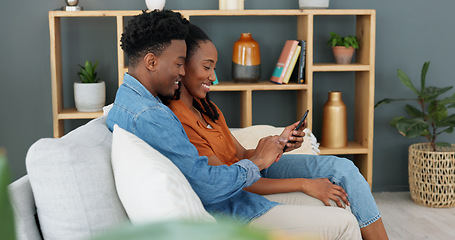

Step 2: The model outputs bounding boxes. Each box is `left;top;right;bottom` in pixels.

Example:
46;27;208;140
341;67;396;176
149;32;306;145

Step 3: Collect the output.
107;9;389;240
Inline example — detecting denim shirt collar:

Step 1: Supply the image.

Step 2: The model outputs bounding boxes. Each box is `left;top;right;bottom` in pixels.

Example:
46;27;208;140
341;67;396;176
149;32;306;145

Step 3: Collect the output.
122;73;163;104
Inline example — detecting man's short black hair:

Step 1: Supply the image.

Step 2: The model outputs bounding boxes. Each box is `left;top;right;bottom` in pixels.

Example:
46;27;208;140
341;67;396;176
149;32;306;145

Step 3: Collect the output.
121;9;189;67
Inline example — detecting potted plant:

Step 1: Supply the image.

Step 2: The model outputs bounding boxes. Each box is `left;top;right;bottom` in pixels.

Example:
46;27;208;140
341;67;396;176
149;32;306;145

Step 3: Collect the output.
375;61;455;207
74;60;105;112
327;32;359;64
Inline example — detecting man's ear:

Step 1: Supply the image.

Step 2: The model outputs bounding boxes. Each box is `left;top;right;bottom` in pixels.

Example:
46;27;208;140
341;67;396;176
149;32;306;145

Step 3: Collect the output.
144;52;158;71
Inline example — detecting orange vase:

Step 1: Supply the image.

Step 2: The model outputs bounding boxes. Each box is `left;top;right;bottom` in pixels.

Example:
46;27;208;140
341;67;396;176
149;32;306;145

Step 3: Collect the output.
232;33;261;82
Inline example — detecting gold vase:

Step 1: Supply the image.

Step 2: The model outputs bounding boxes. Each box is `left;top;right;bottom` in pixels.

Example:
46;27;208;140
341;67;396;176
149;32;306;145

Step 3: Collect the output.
321;91;348;148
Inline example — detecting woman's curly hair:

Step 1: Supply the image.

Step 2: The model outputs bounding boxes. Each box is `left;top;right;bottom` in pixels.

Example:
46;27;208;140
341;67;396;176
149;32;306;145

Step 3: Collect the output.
121;10;189;67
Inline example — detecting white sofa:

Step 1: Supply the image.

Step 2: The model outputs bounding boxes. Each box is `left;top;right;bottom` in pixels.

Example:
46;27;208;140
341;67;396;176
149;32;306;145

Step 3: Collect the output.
8;115;319;240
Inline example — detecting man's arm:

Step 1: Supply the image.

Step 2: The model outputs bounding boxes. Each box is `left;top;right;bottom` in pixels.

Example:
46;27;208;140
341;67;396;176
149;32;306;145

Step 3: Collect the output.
132;108;284;205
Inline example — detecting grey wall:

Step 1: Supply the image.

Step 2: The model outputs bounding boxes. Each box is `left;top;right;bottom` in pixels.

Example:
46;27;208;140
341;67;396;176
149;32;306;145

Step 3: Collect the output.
0;0;454;192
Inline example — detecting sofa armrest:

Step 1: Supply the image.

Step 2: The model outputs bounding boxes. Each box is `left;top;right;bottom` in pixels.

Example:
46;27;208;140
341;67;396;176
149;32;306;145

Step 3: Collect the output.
8;175;42;240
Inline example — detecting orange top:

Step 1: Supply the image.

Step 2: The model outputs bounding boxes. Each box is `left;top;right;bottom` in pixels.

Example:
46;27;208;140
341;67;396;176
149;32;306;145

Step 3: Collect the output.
168;100;240;166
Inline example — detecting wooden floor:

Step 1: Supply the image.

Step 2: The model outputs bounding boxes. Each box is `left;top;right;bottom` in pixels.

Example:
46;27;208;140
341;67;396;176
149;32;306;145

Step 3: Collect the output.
373;192;455;240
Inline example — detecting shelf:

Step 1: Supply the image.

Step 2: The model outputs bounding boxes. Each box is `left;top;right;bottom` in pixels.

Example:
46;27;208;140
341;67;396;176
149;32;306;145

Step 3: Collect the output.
210;81;308;91
49;9;375;187
49;9;375;18
312;63;371;72
319;141;369;155
58;108;103;119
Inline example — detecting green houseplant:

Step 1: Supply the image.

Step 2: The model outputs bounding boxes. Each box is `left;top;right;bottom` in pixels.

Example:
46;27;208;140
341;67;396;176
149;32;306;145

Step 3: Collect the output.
375;61;455;207
327;32;359;64
74;60;105;112
375;61;455;150
78;60;100;83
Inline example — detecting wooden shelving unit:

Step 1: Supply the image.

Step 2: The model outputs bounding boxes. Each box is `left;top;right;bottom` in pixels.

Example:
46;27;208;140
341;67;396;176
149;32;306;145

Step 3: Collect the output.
49;9;376;186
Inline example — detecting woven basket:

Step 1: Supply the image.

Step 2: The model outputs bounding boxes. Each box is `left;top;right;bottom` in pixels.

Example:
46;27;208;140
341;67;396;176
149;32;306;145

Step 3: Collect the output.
408;143;455;208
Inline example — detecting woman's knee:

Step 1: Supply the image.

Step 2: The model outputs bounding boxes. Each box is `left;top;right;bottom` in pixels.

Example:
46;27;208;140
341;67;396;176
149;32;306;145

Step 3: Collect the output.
331;157;360;176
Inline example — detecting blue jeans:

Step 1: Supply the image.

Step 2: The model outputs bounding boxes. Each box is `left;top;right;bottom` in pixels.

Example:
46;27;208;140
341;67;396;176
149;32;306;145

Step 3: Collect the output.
260;154;380;228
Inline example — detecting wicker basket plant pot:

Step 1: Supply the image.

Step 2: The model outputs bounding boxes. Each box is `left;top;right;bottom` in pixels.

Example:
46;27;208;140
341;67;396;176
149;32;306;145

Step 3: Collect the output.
409;143;455;208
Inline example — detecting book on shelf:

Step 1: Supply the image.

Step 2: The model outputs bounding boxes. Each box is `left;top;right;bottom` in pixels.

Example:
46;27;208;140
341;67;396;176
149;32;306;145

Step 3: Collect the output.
297;40;306;84
288;40;307;84
282;45;301;84
270;40;299;84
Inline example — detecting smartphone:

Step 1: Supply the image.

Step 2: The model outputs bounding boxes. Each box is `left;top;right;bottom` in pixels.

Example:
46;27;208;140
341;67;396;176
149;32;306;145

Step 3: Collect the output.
283;110;309;152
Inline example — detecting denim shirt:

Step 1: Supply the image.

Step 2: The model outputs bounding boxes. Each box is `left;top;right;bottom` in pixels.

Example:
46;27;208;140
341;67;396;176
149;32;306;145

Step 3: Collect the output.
107;73;278;223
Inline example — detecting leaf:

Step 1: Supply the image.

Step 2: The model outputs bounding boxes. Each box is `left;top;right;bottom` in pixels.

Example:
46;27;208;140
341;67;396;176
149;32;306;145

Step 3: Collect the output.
85;60;93;74
374;98;413;108
397;69;419;95
390;116;405;128
93;61;99;71
420;61;430;95
405;104;423;118
422;86;453;102
428;104;448;123
444;127;453;134
436;114;455;127
435;142;453;147
439;93;455;105
420;129;431;137
395;118;429;138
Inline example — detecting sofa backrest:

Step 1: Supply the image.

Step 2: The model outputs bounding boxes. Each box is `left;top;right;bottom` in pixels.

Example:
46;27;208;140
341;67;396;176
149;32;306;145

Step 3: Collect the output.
24;116;129;240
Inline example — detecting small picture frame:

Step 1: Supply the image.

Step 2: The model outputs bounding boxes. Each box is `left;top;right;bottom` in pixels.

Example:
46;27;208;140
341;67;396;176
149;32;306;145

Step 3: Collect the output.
219;0;244;10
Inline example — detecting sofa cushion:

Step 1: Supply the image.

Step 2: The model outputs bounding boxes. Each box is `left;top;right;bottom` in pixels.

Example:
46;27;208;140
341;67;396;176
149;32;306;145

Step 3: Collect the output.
231;125;320;155
26;117;128;240
111;125;215;224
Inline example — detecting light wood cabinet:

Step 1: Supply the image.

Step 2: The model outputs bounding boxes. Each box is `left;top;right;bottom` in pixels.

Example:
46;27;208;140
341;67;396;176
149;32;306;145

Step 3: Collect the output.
49;9;375;186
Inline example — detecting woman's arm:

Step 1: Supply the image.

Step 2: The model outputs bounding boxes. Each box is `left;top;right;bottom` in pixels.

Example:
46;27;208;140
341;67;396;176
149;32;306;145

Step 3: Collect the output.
245;177;350;208
207;151;349;208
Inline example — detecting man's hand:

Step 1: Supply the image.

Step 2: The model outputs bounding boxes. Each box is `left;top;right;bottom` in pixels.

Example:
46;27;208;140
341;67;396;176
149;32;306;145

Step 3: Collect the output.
250;135;287;170
301;178;350;208
280;120;307;152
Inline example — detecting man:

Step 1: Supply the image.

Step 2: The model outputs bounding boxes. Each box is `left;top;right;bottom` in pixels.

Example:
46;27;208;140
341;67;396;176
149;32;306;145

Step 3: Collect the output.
107;10;361;239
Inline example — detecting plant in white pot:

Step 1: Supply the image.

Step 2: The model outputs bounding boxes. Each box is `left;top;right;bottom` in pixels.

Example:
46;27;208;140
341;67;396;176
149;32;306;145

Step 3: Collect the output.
327;32;359;64
74;60;105;112
375;61;455;207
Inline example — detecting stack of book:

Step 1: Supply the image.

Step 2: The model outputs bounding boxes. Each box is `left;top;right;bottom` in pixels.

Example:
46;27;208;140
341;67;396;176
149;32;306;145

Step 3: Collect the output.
270;40;306;84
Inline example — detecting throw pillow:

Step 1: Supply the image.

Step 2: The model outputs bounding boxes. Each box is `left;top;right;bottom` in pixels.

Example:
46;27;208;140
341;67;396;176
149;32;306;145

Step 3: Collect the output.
111;125;215;224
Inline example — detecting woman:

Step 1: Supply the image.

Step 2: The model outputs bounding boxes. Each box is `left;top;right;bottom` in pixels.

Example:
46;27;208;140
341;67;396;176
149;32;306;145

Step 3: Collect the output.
168;23;388;240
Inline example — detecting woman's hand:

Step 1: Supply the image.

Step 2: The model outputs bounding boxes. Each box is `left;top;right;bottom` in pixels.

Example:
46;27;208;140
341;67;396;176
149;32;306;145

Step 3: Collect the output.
301;178;350;208
280;120;307;152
